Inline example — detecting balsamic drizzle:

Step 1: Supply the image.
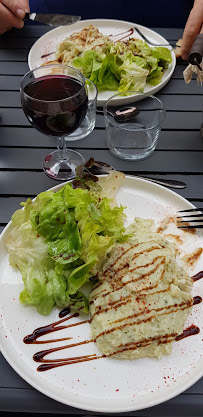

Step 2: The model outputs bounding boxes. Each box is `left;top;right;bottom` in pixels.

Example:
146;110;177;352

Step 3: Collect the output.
192;271;203;282
23;272;202;371
176;325;200;341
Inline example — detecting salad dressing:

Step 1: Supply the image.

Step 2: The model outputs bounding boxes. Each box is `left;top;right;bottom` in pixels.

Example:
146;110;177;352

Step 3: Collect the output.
176;325;200;341
193;295;202;305
23;308;104;372
23;311;89;345
192;271;203;281
34;339;104;372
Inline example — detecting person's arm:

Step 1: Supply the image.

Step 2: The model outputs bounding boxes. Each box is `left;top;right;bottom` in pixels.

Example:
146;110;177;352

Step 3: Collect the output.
0;0;30;35
181;0;203;60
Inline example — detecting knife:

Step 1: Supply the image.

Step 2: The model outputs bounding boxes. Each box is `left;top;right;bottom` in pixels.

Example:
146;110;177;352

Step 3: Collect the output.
24;13;81;26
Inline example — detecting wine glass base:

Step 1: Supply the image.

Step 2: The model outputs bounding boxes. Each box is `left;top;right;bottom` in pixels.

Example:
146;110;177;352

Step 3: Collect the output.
43;149;85;181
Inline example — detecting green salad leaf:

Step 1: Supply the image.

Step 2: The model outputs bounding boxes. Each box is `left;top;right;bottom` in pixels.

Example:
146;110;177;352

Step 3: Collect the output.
72;38;172;92
6;175;128;315
118;53;149;92
73;50;103;79
152;47;172;64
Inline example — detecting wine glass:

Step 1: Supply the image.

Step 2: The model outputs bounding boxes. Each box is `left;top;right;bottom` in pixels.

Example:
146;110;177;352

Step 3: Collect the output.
20;64;88;180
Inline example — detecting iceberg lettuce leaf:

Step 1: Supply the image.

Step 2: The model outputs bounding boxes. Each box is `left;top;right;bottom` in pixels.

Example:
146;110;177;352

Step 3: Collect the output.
118;54;149;92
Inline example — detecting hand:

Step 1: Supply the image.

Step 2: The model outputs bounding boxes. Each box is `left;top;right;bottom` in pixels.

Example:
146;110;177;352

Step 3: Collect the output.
181;0;203;60
0;0;30;35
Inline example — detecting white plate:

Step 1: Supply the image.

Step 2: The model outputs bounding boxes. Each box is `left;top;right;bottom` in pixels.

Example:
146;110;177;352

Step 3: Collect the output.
0;177;202;413
28;19;176;106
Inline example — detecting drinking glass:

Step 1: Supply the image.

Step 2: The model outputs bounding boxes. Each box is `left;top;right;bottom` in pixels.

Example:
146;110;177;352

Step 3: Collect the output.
65;79;98;141
20;64;88;180
104;91;165;160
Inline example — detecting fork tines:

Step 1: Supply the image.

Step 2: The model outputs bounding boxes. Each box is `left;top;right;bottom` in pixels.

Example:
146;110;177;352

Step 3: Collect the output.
177;208;203;213
176;208;203;229
134;27;179;48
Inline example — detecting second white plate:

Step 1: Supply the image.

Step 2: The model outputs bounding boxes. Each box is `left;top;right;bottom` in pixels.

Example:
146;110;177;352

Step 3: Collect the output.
28;19;176;106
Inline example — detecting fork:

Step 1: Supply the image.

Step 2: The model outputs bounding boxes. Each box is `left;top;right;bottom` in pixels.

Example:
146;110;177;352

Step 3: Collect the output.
134;26;180;48
176;208;203;229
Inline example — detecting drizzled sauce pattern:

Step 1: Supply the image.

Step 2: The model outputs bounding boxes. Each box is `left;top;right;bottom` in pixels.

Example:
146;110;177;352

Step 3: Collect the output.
176;325;200;341
24;310;89;345
34;339;103;372
193;296;202;305
90;242;202;358
92;243;168;302
23;271;202;371
192;271;203;282
94;300;194;340
24;309;102;372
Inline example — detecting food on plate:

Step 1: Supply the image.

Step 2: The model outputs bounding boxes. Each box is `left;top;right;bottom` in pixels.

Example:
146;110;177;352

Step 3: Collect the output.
56;25;112;63
5;170;128;315
173;38;182;59
53;25;172;92
4;165;200;362
90;218;193;359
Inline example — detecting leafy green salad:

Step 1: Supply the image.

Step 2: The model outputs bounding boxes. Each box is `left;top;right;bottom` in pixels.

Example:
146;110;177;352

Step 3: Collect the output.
5;172;128;315
56;32;172;92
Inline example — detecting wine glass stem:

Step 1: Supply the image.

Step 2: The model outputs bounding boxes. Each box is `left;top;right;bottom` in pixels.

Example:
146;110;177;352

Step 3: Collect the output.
57;137;68;161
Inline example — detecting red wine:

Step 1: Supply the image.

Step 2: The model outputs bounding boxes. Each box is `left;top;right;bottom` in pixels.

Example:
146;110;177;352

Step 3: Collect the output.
22;75;88;136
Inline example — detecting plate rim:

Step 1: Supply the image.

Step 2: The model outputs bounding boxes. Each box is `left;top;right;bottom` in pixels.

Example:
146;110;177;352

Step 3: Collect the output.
28;18;176;107
0;175;202;413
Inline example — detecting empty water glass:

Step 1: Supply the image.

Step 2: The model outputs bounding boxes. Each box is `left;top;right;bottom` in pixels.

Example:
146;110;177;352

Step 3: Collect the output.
104;91;165;160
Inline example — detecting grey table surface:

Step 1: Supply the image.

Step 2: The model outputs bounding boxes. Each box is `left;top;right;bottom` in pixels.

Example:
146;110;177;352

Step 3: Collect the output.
0;24;202;416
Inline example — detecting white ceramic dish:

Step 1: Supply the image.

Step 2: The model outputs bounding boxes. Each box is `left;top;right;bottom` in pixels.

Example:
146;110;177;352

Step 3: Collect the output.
0;176;202;413
28;19;176;106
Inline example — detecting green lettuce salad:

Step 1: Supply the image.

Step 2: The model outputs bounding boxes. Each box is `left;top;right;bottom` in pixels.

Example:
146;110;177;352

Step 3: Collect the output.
5;172;128;315
56;36;172;92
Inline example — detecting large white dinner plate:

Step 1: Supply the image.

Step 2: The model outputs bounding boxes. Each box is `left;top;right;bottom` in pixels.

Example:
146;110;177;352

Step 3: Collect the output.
28;19;176;106
0;177;202;413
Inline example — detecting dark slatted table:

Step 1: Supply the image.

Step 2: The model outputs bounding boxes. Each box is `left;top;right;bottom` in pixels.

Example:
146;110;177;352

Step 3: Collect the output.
0;25;202;416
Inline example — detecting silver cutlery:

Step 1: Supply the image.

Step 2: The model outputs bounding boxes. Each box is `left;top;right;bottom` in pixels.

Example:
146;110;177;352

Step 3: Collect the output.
87;161;186;189
97;107;139;123
176;208;203;229
134;26;179;48
24;13;81;26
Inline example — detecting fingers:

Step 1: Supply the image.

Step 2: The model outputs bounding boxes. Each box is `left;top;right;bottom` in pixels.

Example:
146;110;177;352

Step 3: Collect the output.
0;1;24;34
22;0;30;13
0;0;29;19
181;0;203;60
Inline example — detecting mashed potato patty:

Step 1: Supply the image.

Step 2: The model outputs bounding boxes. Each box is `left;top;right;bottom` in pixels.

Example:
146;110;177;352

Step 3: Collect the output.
89;219;193;359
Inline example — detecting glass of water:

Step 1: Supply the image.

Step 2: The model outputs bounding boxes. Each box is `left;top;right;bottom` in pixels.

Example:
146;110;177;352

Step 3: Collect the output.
65;78;98;141
104;91;165;160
